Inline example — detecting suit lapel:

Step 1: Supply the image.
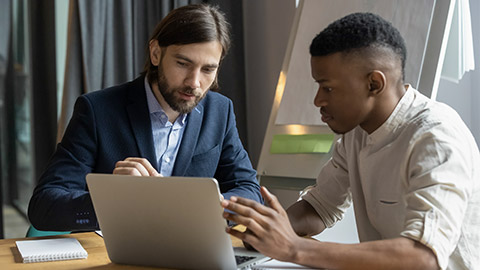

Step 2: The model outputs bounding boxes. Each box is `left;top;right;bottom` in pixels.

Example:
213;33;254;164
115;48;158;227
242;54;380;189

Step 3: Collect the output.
126;77;158;170
172;104;203;176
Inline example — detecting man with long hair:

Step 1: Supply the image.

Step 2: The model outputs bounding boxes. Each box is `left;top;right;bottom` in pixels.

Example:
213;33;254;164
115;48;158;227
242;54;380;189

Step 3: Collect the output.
29;4;262;231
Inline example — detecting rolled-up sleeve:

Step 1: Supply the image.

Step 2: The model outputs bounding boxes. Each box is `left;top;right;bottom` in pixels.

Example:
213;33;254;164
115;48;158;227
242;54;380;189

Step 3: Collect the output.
303;136;352;228
400;130;475;270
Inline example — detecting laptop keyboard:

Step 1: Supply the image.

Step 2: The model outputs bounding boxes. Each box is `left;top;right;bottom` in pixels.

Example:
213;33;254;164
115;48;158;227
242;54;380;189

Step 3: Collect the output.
235;255;257;265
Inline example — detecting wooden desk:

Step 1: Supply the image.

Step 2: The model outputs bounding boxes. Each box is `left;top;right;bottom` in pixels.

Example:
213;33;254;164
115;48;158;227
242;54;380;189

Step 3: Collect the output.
0;232;244;269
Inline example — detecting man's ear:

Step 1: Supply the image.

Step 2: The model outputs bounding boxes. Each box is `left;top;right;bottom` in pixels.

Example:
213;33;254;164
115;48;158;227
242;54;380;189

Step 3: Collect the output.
149;40;161;66
367;70;386;96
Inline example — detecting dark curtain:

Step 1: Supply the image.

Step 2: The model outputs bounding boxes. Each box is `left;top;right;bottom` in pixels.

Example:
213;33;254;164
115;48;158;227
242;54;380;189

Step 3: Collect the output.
206;0;248;149
29;0;58;194
57;0;248;148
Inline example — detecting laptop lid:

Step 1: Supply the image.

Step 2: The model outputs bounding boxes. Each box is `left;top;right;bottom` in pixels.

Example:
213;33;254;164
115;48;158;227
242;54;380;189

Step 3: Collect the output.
86;173;267;269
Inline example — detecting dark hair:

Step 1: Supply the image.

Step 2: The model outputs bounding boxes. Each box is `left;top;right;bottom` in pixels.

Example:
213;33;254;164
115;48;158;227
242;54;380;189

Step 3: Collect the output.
142;4;231;86
310;12;406;78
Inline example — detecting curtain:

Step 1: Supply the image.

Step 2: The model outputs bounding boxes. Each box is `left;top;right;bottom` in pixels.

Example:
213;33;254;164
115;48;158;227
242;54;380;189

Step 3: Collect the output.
30;0;58;189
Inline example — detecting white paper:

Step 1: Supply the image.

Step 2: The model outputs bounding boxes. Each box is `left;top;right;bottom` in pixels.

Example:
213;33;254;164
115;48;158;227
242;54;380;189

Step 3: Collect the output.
253;259;319;269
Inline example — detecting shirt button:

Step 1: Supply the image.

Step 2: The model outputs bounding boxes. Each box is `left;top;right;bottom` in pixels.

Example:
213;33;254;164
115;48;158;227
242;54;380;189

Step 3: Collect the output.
165;157;171;163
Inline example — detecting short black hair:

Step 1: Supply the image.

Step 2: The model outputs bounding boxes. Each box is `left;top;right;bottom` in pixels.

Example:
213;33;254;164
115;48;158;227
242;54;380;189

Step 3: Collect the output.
310;12;406;77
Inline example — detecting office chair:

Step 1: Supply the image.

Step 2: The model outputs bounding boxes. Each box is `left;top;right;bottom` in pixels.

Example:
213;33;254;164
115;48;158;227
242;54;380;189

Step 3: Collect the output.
25;225;71;237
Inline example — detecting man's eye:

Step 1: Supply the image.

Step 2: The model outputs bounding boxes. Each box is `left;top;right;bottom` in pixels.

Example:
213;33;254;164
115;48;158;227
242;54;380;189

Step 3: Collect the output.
177;61;187;67
324;87;332;92
203;67;216;74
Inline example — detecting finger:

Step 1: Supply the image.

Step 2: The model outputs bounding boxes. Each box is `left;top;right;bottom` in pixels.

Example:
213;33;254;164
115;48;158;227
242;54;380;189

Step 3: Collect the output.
261;187;285;213
113;167;142;176
241;228;260;251
227;196;277;218
124;157;159;176
115;160;150;176
225;224;261;248
222;198;265;219
225;226;244;239
242;239;257;251
222;204;268;236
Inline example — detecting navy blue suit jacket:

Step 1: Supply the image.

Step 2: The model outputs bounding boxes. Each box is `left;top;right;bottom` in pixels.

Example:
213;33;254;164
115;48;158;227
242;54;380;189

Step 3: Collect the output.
28;76;261;231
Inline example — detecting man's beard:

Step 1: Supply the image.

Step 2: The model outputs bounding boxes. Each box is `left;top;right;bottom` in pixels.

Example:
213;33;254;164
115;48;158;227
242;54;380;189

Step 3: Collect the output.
156;70;207;114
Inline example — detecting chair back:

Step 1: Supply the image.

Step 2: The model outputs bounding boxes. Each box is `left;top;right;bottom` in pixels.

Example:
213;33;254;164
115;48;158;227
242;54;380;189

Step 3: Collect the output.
26;225;71;237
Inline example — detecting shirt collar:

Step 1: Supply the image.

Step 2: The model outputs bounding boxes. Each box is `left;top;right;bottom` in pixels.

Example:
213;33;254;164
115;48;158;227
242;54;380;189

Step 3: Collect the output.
367;84;415;144
144;77;187;126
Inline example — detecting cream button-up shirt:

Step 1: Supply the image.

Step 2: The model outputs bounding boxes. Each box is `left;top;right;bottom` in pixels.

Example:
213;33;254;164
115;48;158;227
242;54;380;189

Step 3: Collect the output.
303;85;480;270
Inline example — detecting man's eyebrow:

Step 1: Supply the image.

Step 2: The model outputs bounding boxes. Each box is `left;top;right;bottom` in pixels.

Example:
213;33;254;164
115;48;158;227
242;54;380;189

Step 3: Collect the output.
174;53;219;68
174;54;193;63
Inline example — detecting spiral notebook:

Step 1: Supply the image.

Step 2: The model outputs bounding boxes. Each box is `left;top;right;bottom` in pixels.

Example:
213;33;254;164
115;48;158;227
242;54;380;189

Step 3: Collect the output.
16;238;88;263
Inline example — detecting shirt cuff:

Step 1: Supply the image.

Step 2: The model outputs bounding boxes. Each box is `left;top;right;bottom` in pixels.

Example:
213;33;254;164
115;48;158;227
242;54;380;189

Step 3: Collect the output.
302;191;348;228
400;208;449;270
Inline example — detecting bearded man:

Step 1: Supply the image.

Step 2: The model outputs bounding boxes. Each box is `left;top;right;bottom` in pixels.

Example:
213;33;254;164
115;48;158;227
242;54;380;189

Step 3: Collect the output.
28;4;261;231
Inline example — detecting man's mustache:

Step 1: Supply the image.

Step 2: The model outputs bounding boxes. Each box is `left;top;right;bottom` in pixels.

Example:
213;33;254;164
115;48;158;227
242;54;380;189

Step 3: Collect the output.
179;87;200;97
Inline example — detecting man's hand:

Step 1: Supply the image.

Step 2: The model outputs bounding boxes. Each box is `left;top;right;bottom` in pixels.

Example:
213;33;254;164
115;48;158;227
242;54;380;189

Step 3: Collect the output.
221;186;302;262
113;157;161;176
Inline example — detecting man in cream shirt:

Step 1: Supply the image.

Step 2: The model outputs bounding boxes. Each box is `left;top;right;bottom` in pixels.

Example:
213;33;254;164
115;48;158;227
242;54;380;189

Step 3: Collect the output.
222;12;479;269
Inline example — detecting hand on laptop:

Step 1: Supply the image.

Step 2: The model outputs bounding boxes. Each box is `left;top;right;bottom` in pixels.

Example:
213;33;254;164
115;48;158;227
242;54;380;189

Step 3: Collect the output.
113;157;162;176
221;186;301;262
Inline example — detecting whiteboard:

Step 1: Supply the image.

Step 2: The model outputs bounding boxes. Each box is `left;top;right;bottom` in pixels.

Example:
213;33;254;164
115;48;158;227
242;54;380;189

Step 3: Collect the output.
257;0;455;188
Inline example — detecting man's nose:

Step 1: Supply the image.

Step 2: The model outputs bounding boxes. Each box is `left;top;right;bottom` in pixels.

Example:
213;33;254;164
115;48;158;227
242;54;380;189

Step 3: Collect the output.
185;69;201;89
313;88;327;107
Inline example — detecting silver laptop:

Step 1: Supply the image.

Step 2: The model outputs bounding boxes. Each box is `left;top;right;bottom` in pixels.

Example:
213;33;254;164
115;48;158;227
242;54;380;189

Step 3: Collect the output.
86;173;268;269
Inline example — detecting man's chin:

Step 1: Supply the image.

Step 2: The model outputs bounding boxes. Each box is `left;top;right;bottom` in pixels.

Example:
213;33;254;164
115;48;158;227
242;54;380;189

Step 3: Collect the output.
329;126;351;135
326;123;346;135
171;102;197;114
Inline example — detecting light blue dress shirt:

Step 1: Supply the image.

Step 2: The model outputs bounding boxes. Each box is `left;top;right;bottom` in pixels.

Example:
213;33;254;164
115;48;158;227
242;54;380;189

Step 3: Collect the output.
144;78;187;176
